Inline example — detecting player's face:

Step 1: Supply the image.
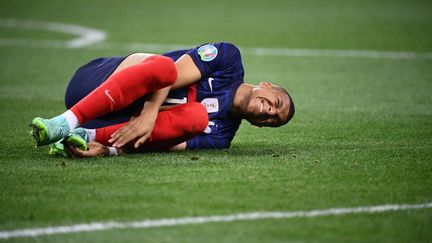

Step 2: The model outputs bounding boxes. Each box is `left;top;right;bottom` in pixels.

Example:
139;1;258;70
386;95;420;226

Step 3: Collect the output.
244;82;291;127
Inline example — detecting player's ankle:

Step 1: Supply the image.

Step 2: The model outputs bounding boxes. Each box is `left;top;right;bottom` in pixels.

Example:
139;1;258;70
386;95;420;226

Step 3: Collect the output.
61;110;79;130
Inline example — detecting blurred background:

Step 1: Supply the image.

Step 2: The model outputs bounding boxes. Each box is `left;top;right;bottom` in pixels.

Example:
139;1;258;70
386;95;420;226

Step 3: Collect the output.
0;0;431;242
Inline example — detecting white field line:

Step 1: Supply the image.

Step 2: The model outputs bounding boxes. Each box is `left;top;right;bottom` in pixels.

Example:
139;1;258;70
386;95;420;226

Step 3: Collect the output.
0;202;431;240
89;42;432;60
0;18;431;59
0;18;106;48
244;46;432;59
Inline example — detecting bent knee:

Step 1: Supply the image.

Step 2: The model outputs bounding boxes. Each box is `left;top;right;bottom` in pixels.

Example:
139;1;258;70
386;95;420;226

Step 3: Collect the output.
129;53;155;61
113;53;154;75
147;55;178;86
181;102;209;135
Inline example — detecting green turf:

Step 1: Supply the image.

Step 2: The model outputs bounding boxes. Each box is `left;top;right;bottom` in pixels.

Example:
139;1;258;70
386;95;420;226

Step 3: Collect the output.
1;0;432;242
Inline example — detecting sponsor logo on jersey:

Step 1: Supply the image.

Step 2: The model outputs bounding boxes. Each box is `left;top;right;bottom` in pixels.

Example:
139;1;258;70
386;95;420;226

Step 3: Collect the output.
201;98;219;113
198;44;218;62
208;77;214;92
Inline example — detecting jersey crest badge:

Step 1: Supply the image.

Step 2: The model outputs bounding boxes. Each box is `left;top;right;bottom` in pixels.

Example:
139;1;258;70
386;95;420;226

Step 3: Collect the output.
198;44;218;62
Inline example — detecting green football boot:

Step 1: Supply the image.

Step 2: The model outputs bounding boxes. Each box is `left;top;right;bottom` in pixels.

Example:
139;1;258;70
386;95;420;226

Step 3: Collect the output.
63;128;88;151
48;140;69;158
30;116;70;147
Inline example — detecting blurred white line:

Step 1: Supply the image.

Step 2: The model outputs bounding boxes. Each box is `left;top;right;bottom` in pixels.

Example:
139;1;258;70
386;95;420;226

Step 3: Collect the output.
244;47;432;59
1;202;431;239
0;18;106;48
90;42;432;60
0;19;431;59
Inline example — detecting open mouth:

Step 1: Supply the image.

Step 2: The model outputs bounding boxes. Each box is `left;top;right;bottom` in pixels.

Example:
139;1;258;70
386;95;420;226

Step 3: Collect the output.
255;99;265;120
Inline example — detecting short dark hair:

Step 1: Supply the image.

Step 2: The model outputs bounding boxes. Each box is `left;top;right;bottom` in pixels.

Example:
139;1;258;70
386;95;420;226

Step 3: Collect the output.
276;86;295;125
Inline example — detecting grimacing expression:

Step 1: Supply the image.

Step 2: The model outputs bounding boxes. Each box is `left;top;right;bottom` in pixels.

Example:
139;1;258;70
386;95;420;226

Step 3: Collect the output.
245;82;291;127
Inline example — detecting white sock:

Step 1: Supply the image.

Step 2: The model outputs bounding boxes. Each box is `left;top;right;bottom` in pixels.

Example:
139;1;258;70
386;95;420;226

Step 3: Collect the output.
62;110;79;130
85;129;96;142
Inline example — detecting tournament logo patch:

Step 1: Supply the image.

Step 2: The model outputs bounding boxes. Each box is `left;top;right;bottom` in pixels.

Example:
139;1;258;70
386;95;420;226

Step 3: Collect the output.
198;44;218;62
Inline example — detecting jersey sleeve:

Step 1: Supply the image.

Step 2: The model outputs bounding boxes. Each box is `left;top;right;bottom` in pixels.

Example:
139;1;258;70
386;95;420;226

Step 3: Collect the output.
186;42;242;78
186;134;232;150
185;119;241;150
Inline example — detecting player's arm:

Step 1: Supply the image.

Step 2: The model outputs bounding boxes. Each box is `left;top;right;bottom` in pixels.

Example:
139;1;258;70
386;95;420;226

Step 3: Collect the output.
171;54;202;89
135;54;201;151
109;54;202;148
110;86;170;148
158;43;243;151
67;141;127;158
110;42;237;149
172;42;243;90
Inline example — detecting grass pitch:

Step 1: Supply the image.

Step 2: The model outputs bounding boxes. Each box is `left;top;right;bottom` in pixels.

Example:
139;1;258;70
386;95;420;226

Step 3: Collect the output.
0;0;431;242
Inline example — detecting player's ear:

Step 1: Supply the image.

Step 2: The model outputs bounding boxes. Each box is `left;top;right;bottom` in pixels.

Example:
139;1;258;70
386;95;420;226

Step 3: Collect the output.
260;81;273;88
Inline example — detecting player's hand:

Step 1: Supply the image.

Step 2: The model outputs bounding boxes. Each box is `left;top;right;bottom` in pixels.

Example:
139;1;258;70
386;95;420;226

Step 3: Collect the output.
108;110;157;148
67;141;109;158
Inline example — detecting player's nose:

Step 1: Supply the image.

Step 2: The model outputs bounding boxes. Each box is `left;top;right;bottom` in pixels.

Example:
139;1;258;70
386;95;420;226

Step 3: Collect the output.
267;105;277;115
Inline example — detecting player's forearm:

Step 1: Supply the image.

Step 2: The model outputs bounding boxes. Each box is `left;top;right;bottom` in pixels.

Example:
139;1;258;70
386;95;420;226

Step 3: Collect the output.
141;86;171;114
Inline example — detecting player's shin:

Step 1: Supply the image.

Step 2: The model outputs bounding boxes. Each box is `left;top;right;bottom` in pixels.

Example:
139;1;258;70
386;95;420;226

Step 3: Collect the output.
91;103;208;152
69;55;177;124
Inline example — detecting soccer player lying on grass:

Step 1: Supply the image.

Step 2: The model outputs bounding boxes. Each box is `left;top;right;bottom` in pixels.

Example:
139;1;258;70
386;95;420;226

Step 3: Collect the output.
30;42;295;157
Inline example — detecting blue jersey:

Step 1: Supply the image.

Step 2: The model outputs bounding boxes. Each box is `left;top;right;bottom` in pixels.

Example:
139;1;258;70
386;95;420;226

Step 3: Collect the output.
163;42;244;149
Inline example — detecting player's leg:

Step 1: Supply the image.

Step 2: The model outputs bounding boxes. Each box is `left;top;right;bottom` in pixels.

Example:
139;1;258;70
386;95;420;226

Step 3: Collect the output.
64;102;208;152
69;55;177;123
65;53;152;129
31;54;178;146
140;102;208;151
